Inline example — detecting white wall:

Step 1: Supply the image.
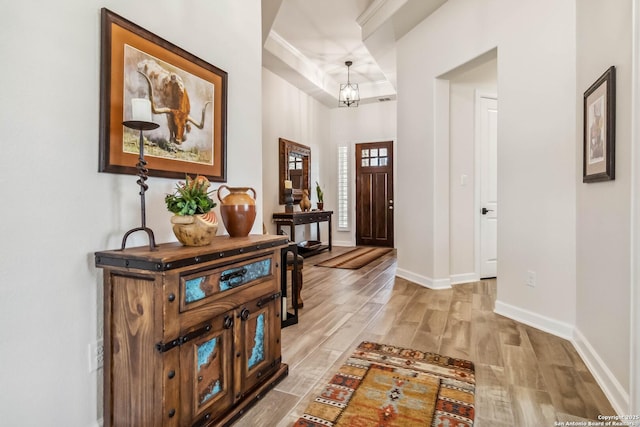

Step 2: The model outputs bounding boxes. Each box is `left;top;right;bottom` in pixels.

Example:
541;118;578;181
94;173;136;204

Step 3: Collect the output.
397;0;577;334
632;0;640;413
262;67;330;241
575;0;632;413
0;1;262;426
447;58;497;279
329;101;397;246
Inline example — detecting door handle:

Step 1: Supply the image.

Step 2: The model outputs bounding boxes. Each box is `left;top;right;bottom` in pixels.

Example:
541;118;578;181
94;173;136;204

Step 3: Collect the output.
481;207;494;215
239;308;250;321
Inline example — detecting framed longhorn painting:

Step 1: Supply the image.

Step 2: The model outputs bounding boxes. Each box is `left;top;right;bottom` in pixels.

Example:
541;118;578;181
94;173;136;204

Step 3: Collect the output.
99;8;227;182
583;66;615;183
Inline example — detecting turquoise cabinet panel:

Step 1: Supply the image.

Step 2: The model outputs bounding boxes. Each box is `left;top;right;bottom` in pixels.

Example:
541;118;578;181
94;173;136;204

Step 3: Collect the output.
197;337;222;405
247;314;265;369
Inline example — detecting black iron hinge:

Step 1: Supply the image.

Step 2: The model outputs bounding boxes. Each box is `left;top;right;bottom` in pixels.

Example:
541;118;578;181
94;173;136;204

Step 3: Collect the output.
156;323;212;353
257;292;282;308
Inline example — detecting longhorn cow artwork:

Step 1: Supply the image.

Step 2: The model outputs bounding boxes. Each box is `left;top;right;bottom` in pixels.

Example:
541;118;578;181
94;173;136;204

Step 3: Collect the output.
123;46;215;163
99;8;226;181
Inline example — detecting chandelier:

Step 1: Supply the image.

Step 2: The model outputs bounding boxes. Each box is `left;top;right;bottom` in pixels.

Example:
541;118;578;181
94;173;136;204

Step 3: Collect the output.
338;61;360;107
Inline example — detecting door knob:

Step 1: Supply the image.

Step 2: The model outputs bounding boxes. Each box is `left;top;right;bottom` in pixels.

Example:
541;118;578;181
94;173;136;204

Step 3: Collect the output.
481;207;494;215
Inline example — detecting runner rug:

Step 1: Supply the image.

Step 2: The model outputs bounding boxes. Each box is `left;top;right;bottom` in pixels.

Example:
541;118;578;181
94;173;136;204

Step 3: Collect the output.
315;247;393;269
293;341;475;427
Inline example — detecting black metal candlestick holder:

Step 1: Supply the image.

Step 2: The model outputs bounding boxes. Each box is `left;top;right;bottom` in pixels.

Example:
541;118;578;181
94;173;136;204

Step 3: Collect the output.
284;187;294;213
120;120;160;251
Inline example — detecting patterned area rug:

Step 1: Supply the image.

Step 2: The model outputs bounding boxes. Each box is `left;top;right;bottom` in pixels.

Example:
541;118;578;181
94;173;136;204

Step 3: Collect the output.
293;341;475;427
315;247;393;269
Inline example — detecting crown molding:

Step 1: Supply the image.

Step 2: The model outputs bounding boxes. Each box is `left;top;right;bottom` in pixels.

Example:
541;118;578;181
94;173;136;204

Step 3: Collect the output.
357;0;407;40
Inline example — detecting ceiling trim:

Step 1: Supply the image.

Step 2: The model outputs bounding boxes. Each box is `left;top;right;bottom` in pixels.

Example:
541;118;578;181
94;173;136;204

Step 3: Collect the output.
263;0;449;108
263;29;397;107
266;30;328;90
357;0;408;40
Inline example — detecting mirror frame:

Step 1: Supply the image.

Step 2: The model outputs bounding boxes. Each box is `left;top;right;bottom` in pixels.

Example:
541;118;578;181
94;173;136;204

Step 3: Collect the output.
279;138;311;205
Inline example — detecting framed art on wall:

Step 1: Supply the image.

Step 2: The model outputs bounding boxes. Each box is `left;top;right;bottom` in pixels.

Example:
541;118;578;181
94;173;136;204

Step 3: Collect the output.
583;66;615;183
99;8;227;182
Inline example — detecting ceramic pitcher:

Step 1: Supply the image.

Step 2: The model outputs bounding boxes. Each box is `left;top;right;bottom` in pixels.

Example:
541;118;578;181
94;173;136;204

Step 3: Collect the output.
217;185;257;237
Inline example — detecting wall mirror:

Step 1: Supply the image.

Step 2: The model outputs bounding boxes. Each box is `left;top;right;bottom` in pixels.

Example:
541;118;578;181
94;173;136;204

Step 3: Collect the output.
279;138;311;204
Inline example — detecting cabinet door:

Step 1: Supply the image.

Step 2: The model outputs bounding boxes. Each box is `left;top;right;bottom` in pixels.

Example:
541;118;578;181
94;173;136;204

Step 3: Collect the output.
236;293;281;394
179;311;235;426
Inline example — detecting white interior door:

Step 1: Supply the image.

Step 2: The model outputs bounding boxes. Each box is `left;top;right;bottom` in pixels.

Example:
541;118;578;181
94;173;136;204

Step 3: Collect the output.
479;96;498;278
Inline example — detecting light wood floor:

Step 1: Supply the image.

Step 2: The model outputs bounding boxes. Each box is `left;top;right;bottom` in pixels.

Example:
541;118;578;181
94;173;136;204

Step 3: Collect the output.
235;247;617;426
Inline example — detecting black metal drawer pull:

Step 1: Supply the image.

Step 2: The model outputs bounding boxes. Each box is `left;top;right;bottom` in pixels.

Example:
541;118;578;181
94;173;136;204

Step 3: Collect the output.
220;268;247;282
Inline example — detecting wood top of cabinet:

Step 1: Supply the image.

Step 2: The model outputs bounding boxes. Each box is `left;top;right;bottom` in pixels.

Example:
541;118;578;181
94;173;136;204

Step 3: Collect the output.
95;234;289;272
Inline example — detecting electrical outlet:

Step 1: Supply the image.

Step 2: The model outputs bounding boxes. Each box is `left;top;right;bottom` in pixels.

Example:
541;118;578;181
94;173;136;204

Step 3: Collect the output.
89;339;104;372
526;270;536;287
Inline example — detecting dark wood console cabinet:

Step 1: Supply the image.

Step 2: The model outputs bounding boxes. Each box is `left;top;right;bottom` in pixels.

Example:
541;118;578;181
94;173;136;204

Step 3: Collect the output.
95;235;289;427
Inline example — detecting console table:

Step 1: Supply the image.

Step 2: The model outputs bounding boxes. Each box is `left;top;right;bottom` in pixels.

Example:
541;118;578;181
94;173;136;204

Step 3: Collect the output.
272;210;333;257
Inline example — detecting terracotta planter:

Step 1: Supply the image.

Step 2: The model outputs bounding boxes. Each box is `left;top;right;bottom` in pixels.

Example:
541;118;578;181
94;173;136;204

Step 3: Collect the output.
171;211;218;246
217;185;257;237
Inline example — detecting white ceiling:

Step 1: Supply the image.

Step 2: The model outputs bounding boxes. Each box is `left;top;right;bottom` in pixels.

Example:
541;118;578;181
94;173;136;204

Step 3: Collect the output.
262;0;448;107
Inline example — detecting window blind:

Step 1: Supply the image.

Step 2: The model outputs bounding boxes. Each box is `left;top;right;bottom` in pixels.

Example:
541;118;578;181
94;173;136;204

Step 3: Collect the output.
337;146;349;230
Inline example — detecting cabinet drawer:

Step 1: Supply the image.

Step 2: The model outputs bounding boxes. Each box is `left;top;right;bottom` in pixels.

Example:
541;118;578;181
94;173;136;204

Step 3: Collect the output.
180;255;273;311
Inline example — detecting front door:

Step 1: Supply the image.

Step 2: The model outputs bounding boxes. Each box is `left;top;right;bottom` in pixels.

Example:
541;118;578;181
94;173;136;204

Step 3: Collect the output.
356;141;394;247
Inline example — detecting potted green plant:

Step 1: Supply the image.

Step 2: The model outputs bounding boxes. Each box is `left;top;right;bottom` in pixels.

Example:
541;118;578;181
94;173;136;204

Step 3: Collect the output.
165;175;218;246
315;181;324;210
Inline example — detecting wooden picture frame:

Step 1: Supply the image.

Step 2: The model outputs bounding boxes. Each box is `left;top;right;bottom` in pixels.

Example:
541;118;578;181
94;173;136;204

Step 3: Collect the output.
99;8;227;181
583;66;615;183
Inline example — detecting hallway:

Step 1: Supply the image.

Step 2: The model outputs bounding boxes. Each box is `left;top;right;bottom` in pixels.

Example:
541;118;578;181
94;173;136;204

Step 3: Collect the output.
236;247;616;426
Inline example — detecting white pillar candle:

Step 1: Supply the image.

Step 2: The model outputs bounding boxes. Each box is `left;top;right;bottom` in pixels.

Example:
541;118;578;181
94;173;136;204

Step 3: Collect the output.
284;180;292;189
131;98;152;122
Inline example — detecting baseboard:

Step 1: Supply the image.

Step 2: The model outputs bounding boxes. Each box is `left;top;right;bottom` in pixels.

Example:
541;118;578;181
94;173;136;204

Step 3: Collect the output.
494;300;574;340
490;300;629;417
331;240;353;247
395;268;451;289
450;272;479;285
573;328;629;415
